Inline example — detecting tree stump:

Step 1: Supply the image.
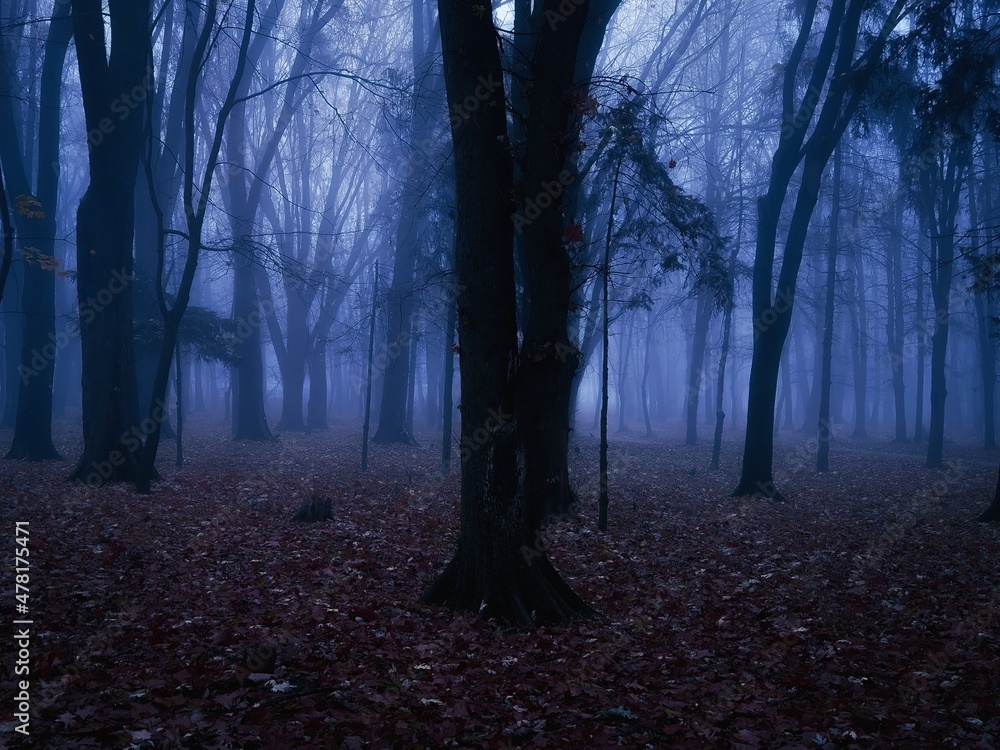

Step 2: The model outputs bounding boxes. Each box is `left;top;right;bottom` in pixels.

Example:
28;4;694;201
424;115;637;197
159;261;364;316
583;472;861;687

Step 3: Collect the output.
293;494;333;523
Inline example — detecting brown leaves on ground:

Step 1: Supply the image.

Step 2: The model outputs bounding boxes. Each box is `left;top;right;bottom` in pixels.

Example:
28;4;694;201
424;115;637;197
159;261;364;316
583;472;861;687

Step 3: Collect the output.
0;418;998;749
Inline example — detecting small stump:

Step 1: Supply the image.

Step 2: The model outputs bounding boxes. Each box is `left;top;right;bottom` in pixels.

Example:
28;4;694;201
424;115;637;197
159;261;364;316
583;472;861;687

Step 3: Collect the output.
293;494;333;523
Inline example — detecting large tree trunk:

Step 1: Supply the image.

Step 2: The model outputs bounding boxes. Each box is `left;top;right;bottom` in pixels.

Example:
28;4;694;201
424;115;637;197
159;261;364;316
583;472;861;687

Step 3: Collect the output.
231;245;274;441
422;0;590;626
306;342;328;430
978;465;1000;523
68;0;150;484
514;0;620;519
0;0;71;461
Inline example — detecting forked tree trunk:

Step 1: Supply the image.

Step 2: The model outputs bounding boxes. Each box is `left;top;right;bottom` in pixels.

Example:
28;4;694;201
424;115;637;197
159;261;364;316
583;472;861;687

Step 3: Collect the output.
421;0;591;626
69;0;150;484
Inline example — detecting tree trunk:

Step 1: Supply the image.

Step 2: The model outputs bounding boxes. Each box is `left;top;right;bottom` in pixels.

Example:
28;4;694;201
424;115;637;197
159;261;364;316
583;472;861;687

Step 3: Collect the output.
306;342;328;430
924;141;969;468
846;236;868;438
440;291;456;474
1;0;71;460
970;169;996;449
68;0;150;484
887;181;907;442
817;145;841;472
978;465;1000;523
374;0;439;447
641;310;653;438
422;0;590;626
686;291;710;444
915;232;927;442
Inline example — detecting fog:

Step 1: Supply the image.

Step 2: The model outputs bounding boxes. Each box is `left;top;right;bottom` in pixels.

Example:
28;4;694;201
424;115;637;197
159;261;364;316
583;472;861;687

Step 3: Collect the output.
1;0;999;604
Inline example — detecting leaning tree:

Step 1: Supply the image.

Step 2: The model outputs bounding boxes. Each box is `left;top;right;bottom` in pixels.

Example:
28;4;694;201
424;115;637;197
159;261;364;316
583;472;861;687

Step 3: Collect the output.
733;0;908;499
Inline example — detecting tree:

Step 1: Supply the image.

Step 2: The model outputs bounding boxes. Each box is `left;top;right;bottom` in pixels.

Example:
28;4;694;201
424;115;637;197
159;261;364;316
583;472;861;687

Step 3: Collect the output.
421;0;594;626
0;0;72;461
733;0;907;498
136;0;258;493
68;0;151;484
373;0;441;446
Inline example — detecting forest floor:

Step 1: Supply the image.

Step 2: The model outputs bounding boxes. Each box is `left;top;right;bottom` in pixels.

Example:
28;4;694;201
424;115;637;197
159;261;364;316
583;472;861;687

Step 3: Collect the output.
0;415;998;749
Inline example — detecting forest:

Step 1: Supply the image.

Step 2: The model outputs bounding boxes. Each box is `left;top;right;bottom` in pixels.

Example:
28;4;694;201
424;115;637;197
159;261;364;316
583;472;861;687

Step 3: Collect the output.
0;0;999;747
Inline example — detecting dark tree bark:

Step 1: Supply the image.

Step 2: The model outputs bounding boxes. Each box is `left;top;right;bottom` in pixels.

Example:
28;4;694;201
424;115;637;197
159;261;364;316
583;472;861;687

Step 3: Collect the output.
136;0;257;493
223;0;289;442
734;0;903;497
0;165;12;307
0;0;71;461
514;0;621;518
970;165;996;449
374;0;439;446
68;0;151;484
886;182;907;442
640;309;653;438
914;230;927;442
922;143;970;468
846;233;868;438
978;466;1000;523
421;0;591;627
440;288;456;474
361;262;378;473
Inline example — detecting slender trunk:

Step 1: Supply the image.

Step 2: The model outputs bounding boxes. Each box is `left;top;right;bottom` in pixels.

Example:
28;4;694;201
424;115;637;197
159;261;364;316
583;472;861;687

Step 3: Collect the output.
641;311;653;438
405;319;418;438
710;297;734;470
887;184;907;442
686;292;710;444
817;145;841;472
361;262;378;473
801;261;823;434
175;344;183;467
915;234;926;442
970;172;996;449
598;158;620;533
374;0;439;446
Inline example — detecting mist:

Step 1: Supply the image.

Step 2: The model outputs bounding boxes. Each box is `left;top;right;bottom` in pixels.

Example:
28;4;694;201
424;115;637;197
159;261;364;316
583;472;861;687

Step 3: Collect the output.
1;0;999;746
